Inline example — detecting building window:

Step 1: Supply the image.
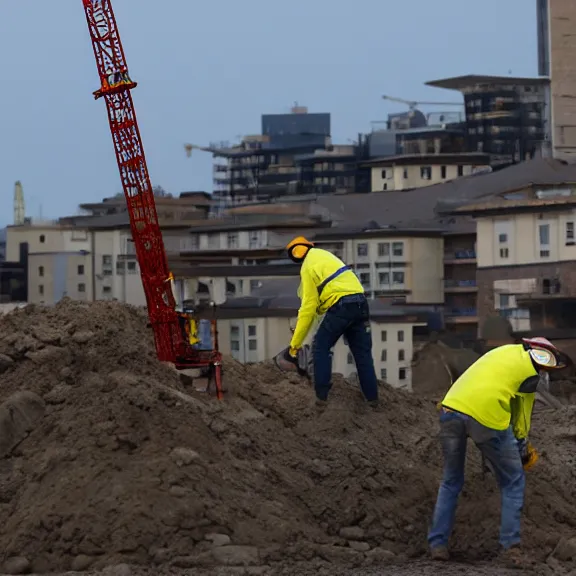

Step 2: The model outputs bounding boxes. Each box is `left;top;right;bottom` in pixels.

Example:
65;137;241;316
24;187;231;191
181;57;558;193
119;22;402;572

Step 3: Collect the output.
380;368;387;380
500;248;509;258
458;165;464;177
357;243;368;257
78;264;85;275
381;169;387;179
39;284;44;295
398;349;405;361
103;286;112;294
499;294;510;308
359;273;371;288
127;261;137;274
381;349;387;362
227;233;239;249
392;242;403;257
230;326;240;351
381;330;387;342
420;166;432;180
249;231;261;249
39;235;45;243
399;368;407;380
248;325;256;337
38;266;44;277
102;255;113;275
566;222;575;243
347;352;354;365
248;339;257;351
398;330;404;342
498;233;508;243
116;261;125;275
392;271;405;284
78;283;86;293
379;272;390;286
382;182;387;191
378;242;390;257
539;223;550;258
403;168;408;179
441;166;447;179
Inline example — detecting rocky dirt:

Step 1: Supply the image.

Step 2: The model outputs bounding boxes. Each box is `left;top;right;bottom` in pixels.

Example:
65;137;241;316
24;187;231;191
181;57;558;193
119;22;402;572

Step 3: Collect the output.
0;300;575;575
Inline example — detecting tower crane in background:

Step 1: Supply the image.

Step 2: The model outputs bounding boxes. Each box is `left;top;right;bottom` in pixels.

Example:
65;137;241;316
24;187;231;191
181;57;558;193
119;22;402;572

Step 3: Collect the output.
81;0;223;396
382;94;464;111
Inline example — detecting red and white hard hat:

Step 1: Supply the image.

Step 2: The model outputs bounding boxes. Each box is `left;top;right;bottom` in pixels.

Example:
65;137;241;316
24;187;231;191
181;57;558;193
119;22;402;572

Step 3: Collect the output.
522;337;567;369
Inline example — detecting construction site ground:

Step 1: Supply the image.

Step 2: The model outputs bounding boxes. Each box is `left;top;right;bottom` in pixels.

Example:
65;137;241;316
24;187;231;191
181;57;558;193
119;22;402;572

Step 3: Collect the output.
1;300;576;576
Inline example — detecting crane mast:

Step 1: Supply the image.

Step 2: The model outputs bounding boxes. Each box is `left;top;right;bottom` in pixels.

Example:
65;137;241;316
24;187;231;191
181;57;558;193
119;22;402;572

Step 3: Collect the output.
81;0;181;362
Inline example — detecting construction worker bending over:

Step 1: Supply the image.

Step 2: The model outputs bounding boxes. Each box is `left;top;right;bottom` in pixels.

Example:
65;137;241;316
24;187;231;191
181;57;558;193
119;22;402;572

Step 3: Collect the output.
284;236;379;411
428;337;569;566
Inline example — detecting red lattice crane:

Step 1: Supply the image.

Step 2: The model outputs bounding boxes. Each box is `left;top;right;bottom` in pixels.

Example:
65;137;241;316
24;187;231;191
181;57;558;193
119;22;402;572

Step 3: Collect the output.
81;0;223;396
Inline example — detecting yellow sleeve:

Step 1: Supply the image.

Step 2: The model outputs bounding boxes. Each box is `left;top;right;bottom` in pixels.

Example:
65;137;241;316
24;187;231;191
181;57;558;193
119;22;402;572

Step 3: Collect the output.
290;263;318;350
510;393;536;440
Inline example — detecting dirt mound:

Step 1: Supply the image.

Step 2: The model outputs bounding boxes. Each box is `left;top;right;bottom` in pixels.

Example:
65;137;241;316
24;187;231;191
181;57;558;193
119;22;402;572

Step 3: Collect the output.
0;300;575;573
411;342;479;398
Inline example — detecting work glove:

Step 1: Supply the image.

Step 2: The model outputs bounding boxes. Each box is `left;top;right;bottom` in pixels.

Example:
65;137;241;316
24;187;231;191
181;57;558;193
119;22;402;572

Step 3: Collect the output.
284;347;299;365
517;438;539;471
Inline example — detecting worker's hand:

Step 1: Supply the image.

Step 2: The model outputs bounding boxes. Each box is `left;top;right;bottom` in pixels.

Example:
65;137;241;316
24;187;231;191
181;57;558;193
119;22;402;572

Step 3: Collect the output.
517;439;538;471
288;346;299;358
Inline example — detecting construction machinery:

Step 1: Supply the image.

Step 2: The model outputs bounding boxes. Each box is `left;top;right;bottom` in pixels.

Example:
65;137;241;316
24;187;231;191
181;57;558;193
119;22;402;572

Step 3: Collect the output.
381;95;464;111
80;0;223;398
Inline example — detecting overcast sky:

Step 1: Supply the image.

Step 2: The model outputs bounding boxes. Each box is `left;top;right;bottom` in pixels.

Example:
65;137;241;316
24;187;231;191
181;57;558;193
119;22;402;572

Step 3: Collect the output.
0;0;536;226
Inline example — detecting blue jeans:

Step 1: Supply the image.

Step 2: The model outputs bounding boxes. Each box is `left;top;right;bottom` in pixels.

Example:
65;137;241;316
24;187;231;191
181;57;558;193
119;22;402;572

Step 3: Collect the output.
428;409;526;550
312;294;378;402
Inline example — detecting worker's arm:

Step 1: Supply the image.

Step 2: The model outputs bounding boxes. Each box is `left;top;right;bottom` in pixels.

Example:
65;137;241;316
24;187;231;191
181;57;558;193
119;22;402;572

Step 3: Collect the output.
510;392;536;440
290;264;318;351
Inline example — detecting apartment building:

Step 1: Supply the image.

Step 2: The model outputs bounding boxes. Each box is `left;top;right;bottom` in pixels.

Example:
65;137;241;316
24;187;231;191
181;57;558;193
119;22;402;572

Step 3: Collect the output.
312;226;445;304
453;158;576;332
6;192;212;305
426;75;549;166
364;153;490;192
537;0;576;159
207;296;429;390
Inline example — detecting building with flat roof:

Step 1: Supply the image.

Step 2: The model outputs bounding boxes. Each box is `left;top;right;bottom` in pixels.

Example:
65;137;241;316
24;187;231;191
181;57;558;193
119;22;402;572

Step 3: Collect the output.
426;75;549;167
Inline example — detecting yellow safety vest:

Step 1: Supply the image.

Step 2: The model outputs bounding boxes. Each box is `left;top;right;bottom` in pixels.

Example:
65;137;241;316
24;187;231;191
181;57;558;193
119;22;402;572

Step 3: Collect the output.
442;344;537;438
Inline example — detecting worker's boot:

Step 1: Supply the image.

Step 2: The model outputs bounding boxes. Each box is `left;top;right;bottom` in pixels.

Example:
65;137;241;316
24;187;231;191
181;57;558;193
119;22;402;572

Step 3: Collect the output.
314;398;328;414
367;399;383;411
430;545;450;561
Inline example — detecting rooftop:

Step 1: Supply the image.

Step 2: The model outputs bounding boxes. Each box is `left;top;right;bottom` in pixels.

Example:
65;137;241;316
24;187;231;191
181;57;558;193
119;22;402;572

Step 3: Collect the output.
361;153;490;167
425;74;550;91
196;294;431;323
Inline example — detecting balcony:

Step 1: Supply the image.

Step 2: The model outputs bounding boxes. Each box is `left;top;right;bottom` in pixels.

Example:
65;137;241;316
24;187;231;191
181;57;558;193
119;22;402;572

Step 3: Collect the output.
445;307;478;324
444;249;476;265
444;279;478;293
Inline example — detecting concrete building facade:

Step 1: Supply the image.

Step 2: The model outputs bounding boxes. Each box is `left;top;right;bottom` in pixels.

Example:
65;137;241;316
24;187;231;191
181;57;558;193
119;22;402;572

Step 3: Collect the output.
537;0;576;159
364;153;490;192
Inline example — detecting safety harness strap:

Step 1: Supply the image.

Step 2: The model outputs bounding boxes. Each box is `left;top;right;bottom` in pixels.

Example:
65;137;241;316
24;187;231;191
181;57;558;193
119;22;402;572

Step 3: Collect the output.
317;265;352;297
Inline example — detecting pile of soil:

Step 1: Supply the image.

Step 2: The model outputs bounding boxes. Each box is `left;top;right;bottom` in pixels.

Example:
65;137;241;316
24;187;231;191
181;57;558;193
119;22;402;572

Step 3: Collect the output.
0;300;576;574
411;341;479;398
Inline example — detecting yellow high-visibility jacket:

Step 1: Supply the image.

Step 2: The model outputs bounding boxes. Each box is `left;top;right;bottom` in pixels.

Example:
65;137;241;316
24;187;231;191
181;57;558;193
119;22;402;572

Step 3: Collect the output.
442;344;538;440
289;248;363;350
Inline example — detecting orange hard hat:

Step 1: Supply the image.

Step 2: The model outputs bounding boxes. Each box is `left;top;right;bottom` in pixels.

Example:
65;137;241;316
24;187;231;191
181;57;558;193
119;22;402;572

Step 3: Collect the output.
286;236;314;261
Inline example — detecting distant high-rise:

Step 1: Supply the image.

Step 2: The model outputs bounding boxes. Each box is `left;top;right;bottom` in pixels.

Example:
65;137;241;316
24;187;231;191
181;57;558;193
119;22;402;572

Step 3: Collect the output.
537;0;576;159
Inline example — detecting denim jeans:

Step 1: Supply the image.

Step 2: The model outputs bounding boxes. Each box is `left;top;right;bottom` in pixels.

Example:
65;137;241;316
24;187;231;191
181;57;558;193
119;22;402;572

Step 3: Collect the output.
312;294;378;402
428;409;526;550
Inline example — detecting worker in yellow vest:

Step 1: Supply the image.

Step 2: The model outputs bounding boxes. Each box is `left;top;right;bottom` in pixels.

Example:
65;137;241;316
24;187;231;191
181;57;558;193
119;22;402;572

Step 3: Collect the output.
281;236;379;411
428;337;570;566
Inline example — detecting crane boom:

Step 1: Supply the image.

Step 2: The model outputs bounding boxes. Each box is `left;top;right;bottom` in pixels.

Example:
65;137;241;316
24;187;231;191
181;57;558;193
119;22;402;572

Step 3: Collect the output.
81;0;182;362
